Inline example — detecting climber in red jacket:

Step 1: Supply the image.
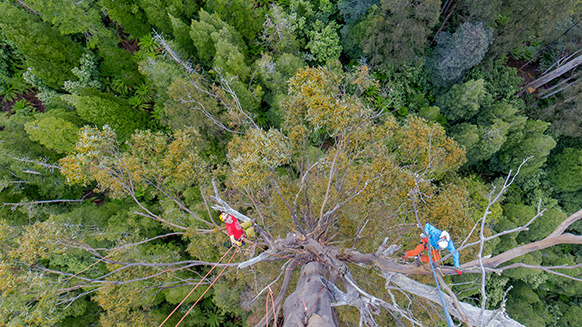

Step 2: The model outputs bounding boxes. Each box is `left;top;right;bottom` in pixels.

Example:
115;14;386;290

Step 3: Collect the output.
219;212;254;247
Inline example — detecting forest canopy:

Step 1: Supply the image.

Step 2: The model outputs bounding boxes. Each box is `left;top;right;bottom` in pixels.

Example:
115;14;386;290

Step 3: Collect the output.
0;0;581;326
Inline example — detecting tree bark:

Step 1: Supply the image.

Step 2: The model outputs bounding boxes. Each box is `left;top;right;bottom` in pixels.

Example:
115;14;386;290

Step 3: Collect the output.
283;262;336;327
468;233;582;268
385;272;525;327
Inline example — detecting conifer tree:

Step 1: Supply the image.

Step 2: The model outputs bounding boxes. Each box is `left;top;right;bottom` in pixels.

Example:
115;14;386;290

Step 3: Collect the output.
190;9;246;66
0;3;83;90
338;0;379;24
549;147;582;193
98;0;151;38
24;116;80;154
437;79;488;123
204;0;265;43
23;0;107;44
62;91;148;139
490;119;556;178
169;14;196;56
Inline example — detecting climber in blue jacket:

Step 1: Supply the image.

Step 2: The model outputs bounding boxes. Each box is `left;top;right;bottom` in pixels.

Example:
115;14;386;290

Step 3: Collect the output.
403;223;462;274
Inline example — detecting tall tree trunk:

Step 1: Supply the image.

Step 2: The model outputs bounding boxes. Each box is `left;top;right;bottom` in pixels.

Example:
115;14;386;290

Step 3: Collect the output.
283;262;336;327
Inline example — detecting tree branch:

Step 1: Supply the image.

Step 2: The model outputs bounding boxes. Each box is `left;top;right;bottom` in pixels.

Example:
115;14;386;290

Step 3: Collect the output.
499;263;582;282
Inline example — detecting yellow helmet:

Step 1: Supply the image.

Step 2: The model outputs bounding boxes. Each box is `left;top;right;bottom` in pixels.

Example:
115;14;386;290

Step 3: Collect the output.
219;212;229;222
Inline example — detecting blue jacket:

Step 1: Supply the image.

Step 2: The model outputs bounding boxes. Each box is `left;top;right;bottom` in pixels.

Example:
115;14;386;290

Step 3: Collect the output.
424;223;460;268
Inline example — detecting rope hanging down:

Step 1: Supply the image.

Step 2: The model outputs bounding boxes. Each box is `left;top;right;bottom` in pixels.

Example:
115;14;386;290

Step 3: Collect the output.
427;244;454;327
175;246;239;326
159;245;235;327
265;287;276;327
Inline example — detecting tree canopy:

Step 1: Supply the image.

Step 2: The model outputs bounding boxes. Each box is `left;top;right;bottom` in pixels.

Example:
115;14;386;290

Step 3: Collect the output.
0;1;581;326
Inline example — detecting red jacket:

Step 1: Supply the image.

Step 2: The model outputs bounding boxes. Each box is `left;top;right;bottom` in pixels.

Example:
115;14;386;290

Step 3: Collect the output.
226;216;244;240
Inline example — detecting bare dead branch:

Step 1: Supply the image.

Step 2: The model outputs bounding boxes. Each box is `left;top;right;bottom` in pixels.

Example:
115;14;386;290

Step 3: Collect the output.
385;272;525;326
549;208;582;237
93;232;186;251
216;70;259;129
10;156;61;171
476;158;530;324
317;138;344;231
200;184;218;225
271;177;306;235
13;0;40;16
435;273;472;326
145;179;215;227
499;263;582;282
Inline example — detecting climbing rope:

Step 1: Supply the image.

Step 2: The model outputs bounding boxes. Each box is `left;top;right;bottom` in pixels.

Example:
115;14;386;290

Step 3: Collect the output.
427;244;454;327
175;246;239;326
265;286;276;327
159;245;235;327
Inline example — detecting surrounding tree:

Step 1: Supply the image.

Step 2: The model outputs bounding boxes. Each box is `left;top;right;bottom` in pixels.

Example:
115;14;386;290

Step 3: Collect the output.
438;79;488;123
204;0;265;43
338;0;379;25
429;21;493;87
98;0;151;38
62;91;148;139
190;9;247;67
360;0;440;67
0;3;83;90
488;0;577;57
23;0;107;43
537;80;582;138
305;20;342;64
549;147;582;193
24;115;80;154
259;4;300;54
490;119;556;178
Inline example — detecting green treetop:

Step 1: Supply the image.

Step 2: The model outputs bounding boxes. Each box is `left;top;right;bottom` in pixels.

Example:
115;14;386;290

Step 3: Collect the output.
438;79;488;123
360;0;440;67
549;147;582;193
0;3;83;90
429;21;493;87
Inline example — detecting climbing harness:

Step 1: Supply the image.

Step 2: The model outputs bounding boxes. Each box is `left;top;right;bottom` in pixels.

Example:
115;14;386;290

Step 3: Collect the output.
427;243;454;327
159;245;237;327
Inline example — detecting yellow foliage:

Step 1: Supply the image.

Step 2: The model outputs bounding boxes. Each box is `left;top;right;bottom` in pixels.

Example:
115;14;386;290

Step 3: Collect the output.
394;116;466;177
60;126;213;199
227;128;291;189
10;217;66;264
96;284;153;327
283;66;373;149
422;183;472;235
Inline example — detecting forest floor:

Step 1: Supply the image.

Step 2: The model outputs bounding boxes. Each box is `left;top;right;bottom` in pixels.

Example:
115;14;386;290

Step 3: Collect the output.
1;90;44;113
507;56;539;85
